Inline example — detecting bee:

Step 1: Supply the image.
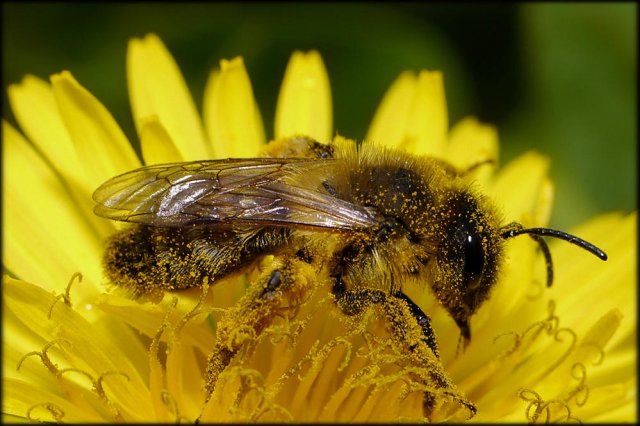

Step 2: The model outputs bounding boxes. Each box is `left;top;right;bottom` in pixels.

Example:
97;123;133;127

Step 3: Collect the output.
93;136;607;419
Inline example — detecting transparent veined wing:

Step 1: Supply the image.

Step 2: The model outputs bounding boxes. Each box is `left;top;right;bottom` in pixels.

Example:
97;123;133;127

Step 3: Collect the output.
93;158;379;230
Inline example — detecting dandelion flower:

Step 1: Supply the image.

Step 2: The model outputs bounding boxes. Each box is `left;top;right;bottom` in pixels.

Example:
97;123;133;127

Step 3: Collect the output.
3;33;635;423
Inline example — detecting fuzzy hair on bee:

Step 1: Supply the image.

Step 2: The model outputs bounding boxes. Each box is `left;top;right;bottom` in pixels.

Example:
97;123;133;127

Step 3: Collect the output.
93;135;607;419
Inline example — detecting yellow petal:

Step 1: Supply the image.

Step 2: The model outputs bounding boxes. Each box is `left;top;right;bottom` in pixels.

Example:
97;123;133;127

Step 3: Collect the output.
366;71;415;148
275;51;332;144
446;116;499;186
50;71;140;190
94;291;215;360
8;75;116;239
203;57;265;158
587;379;636;422
7;75;80;179
2;121;104;300
366;70;448;157
406;70;448;157
4;277;154;421
550;212;636;341
165;341;205;418
127;34;210;161
531;178;554;227
489;151;550;225
575;308;623;365
3;378;105;422
139;116;183;165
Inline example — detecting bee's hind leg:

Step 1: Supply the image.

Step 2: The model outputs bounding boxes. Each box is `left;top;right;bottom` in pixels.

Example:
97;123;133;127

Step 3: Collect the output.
202;254;313;403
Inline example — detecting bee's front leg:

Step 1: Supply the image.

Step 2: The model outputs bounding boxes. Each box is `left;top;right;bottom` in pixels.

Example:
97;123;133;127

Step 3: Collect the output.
331;275;476;420
391;291;440;358
331;274;439;356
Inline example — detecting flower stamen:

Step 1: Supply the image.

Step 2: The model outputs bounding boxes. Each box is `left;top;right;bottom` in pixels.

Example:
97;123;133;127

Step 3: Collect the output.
152;297;179;349
264;315;306;346
96;370;130;393
246;375;293;423
148;297;178;420
310;336;354;375
57;368;128;422
517;334;597;423
520;389;581;423
493;299;572;362
216;367;264;416
17;339;71;375
525;279;545;300
26;402;66;423
566;363;589;407
180;278;210;318
546;327;578;374
48;272;83;319
171;278;218;340
56;366;95;383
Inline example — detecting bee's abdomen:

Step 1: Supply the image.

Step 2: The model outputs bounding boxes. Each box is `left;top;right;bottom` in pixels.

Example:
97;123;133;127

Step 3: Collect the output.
103;225;290;300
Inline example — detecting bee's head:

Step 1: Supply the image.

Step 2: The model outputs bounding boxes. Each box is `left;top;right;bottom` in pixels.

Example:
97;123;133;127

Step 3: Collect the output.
429;190;607;347
429;190;503;344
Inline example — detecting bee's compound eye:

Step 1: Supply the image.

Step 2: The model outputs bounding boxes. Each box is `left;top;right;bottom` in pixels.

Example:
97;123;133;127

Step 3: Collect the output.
463;233;484;287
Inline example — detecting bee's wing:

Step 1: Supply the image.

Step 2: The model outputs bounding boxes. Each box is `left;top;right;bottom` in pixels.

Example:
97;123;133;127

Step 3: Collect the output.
93;158;378;230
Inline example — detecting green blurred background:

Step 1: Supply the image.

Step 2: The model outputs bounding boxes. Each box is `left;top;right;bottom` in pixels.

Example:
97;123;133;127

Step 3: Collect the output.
2;2;636;230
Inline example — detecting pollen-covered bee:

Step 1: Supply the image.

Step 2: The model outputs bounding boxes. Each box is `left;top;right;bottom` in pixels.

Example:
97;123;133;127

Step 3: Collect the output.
93;136;607;419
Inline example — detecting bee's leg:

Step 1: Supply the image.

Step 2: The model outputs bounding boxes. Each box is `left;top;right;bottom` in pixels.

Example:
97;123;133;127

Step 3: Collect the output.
331;277;439;357
331;276;475;419
390;292;477;418
392;291;439;358
330;275;386;314
203;267;285;397
202;252;313;402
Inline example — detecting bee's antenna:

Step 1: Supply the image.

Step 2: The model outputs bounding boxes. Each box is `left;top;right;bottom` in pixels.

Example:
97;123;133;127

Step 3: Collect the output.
500;222;607;287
